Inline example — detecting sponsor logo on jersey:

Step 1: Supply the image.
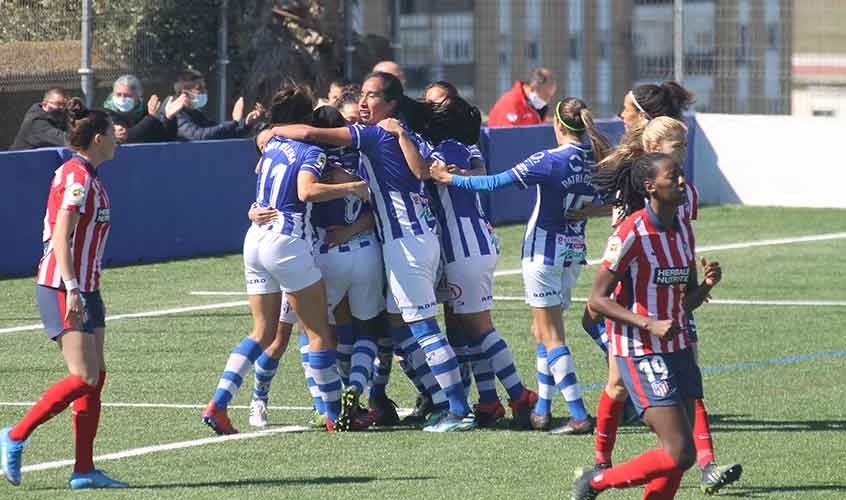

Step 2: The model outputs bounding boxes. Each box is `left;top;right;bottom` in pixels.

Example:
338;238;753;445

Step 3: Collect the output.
448;282;463;301
603;236;622;265
64;182;86;206
532;290;559;298
653;267;690;286
416;301;437;311
506;112;518;123
246;278;267;285
95;207;110;223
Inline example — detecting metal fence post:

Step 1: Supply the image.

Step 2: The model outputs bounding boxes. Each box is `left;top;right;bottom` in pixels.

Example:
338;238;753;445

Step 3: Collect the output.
673;0;684;84
217;0;229;122
79;0;94;107
344;0;354;80
390;0;401;59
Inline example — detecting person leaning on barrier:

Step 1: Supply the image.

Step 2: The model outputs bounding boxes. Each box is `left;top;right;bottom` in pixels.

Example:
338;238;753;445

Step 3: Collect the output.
166;69;265;141
10;87;70;150
487;67;557;127
103;75;186;144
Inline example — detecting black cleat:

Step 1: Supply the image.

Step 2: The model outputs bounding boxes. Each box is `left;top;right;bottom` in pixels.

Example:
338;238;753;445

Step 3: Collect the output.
571;466;602;500
700;462;743;495
401;393;433;425
551;415;596;435
368;394;400;426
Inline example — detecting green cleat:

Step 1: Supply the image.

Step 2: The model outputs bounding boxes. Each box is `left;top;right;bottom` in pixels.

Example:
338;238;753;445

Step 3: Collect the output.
700;462;743;495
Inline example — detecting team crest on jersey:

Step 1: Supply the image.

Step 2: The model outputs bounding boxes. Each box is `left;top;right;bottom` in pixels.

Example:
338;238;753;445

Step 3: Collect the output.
315;152;327;170
64;182;86;206
653;267;690;286
506;113;518;123
603;236;622;265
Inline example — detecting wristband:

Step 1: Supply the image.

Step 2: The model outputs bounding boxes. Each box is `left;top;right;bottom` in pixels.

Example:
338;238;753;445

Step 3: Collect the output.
63;278;79;291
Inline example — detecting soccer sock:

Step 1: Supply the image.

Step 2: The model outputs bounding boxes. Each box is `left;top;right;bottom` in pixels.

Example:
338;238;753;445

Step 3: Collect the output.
391;325;447;410
694;398;716;468
479;329;525;401
299;334;324;414
369;336;393;399
335;323;355;386
595;390;625;465
533;344;554;417
446;326;472;395
642;469;684;500
72;370;105;473
10;375;95;442
212;337;263;410
590;448;682;491
467;335;498;404
310;349;341;422
547;345;588;421
349;336;377;395
252;351;281;402
408;319;469;417
583;319;609;353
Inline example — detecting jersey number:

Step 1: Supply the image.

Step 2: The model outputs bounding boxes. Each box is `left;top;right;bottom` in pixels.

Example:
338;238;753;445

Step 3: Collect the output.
563;193;594;215
637;356;668;383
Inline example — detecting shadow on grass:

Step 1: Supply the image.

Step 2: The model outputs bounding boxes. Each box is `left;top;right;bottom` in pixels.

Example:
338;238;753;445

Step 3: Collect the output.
32;475;436;491
718;484;846;498
708;413;846;432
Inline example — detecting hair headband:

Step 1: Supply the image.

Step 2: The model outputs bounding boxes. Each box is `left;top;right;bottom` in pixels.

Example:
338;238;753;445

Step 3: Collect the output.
628;90;652;120
555;101;585;132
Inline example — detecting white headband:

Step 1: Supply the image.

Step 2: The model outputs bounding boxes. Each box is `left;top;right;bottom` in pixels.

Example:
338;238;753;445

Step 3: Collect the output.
628;90;652;120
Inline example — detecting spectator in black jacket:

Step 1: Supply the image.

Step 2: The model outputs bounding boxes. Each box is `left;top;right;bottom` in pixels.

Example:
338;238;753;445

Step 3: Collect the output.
10;87;70;150
103;74;186;144
167;69;265;141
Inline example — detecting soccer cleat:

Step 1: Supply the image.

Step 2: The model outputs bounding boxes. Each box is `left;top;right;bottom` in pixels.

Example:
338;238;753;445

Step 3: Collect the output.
401;393;433;425
336;386;364;432
368;394;400;426
508;388;539;429
700;462;743;495
530;412;552;431
202;400;238;435
308;409;326;429
473;400;506;428
1;427;26;486
248;399;268;428
550;415;596;435
571;466;602;500
422;412;477;432
68;469;128;489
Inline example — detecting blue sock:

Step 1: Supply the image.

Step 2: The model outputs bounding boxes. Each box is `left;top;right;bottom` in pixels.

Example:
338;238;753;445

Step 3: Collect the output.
252;351;280;402
369;336;393;399
409;319;469;417
467;335;498;404
299;334;325;414
213;337;263;410
479;329;525;401
392;325;447;409
349;336;377;395
534;344;554;417
310;349;341;422
547;345;588;421
583;320;609;353
335;323;355;386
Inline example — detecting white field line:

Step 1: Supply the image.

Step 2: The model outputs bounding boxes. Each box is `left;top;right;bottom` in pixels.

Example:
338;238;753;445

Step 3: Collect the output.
0;425;310;478
493;231;846;277
490;296;846;306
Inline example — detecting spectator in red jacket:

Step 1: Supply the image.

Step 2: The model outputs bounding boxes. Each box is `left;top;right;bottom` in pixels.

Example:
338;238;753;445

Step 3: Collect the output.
487;68;557;127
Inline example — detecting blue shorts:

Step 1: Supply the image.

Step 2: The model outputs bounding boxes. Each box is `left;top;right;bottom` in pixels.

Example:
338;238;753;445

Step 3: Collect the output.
36;285;105;340
616;348;703;417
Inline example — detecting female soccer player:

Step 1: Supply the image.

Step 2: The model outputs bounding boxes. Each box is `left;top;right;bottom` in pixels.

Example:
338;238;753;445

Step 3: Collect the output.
1;110;127;489
571;152;721;499
270;72;476;432
202;84;368;434
429;97;610;434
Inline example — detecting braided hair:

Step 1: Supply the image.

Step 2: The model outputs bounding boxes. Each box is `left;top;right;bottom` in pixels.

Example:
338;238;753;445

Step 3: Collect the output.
594;152;673;219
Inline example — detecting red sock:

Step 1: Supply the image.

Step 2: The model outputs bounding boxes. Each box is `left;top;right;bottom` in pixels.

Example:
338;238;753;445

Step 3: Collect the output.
642;469;684;499
595;390;624;465
9;375;95;442
72;371;106;473
591;448;681;490
693;398;715;468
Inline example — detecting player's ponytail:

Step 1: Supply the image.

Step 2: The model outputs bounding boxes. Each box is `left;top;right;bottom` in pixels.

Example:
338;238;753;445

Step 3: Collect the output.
554;97;611;163
67;109;110;151
631;81;694;121
269;82;314;125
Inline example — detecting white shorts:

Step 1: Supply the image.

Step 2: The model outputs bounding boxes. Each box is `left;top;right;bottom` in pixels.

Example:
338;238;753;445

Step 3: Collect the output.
383;233;440;322
444;254;497;314
315;243;386;324
243;225;322;295
522;259;583;309
279;292;298;324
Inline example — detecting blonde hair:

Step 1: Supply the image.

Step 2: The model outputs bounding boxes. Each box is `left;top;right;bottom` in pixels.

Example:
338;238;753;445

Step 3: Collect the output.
598;117;688;171
642;116;687;149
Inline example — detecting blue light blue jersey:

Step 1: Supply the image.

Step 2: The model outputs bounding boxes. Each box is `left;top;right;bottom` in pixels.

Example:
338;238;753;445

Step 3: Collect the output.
427;139;495;263
254;136;327;239
347;122;436;242
310;146;377;254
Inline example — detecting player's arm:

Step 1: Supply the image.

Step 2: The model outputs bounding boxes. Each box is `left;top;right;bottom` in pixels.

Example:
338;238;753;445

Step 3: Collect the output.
270;124;352;147
323;211;376;248
297;171;368;203
430;160;516;192
684;256;721;312
377;118;430;181
52;209;85;324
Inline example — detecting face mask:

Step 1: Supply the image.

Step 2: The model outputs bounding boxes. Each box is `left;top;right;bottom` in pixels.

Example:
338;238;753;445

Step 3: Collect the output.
191;93;208;110
527;91;547;111
113;96;135;113
46;107;65;121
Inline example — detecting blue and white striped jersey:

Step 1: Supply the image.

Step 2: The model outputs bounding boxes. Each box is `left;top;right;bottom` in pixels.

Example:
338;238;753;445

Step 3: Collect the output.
427;139;495;263
254;136;326;239
347;122;436;242
507;143;599;265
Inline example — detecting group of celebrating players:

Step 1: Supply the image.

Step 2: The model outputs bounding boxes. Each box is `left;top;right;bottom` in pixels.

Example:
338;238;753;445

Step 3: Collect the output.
1;69;742;498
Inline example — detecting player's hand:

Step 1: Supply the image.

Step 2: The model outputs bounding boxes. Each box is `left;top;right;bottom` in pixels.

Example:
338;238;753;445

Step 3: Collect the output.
113;125;127;143
377;117;403;136
232;96;245;121
165;93;189;120
246;102;265;126
324;225;355;247
147;94;161;116
248;206;278;225
428;160;452;184
64;288;85;326
700;256;721;287
646;319;680;339
351;181;370;202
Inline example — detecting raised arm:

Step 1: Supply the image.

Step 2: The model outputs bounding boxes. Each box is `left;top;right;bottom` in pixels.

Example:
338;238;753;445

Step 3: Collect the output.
297;171;368;203
271;124;352;147
429;160;517;192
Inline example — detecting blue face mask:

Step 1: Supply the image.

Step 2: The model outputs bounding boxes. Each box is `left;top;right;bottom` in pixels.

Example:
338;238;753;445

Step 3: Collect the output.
113;95;135;113
191;93;208;110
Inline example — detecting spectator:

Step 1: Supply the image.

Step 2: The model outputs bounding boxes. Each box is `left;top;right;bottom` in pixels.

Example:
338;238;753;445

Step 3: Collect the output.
167;69;265;141
102;75;184;144
317;78;352;107
10;87;69;150
487;67;557;127
372;61;406;87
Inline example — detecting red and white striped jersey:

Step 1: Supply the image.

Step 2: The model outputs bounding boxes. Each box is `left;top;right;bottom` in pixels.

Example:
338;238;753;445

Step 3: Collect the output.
601;205;696;357
37;156;111;292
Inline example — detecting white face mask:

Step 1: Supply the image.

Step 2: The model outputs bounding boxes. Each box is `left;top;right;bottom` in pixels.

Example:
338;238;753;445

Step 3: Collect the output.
527;91;547;110
113;95;135;113
191;93;208;110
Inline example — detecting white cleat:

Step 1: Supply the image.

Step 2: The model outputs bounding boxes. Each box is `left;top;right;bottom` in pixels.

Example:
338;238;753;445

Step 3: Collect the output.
249;399;268;427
